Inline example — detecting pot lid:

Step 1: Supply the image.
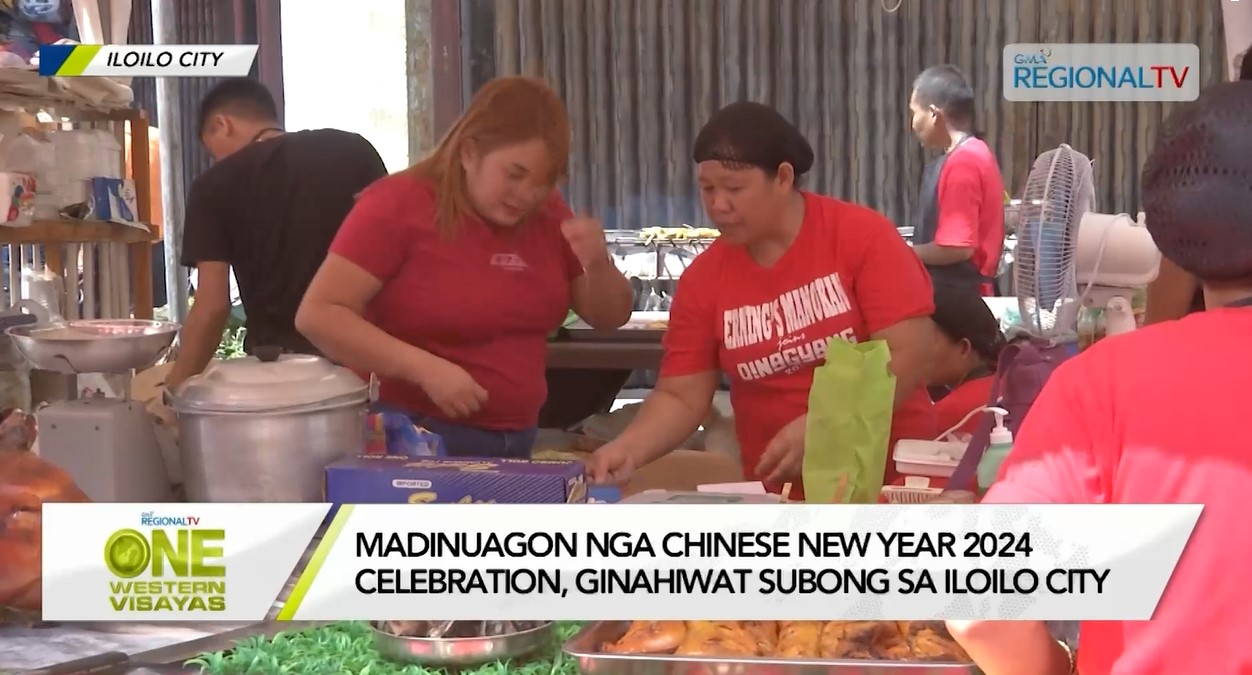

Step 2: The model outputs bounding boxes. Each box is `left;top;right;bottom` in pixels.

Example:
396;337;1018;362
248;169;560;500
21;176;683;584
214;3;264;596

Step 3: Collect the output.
171;354;368;412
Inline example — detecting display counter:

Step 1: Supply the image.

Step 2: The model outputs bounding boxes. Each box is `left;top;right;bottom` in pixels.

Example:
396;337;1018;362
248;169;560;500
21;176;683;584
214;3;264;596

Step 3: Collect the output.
546;339;663;371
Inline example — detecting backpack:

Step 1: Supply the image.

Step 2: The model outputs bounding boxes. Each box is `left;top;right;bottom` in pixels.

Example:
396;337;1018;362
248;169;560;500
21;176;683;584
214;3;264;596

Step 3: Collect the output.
948;338;1075;490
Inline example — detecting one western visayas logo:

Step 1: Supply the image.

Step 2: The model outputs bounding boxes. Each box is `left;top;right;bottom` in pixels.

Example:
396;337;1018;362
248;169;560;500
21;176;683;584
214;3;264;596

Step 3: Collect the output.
103;512;226;612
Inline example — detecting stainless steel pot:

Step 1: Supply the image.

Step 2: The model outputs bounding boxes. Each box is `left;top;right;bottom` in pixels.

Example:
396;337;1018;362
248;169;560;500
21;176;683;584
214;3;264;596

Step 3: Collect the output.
168;353;369;502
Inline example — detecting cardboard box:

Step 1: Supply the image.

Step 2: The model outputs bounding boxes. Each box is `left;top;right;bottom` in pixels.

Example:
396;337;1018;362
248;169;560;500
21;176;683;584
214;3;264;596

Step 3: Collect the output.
587;485;622;504
325;455;588;507
537;448;744;499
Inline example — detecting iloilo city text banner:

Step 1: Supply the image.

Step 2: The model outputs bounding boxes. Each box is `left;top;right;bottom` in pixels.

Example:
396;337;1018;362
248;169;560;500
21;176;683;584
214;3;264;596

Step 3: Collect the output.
38;44;257;77
42;503;1200;622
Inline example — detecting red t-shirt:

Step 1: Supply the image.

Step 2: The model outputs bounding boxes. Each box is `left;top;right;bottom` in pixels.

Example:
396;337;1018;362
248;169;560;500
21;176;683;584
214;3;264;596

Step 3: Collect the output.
935;138;1005;280
330;175;582;430
983;309;1252;675
661;192;934;496
887;378;993;484
890;377;995;441
934;376;995;436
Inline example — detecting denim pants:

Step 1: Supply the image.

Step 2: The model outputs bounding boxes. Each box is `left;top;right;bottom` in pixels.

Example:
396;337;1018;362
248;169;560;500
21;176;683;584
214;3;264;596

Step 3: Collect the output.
370;402;537;459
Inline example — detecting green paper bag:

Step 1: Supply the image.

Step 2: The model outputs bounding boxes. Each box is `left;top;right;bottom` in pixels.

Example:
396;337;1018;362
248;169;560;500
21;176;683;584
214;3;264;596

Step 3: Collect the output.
802;338;896;504
549;310;581;339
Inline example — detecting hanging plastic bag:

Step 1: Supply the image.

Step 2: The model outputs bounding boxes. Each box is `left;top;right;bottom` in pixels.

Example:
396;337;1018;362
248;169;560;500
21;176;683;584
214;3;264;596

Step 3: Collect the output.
802;338;896;504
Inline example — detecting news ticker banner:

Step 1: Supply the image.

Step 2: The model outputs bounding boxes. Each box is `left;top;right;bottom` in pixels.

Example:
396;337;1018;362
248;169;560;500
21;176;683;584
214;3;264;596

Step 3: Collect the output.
41;503;1200;622
38;44;257;77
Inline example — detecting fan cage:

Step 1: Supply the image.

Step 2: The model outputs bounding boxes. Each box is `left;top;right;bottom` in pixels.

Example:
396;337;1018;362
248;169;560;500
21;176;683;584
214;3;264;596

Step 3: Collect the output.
1013;144;1092;337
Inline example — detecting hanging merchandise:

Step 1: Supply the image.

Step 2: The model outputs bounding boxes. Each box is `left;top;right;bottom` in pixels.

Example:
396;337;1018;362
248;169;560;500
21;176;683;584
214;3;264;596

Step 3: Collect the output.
0;0;78;66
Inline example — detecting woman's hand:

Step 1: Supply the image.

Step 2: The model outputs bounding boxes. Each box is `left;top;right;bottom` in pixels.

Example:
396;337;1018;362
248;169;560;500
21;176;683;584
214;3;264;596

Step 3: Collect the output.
413;357;489;419
587;441;636;485
561;217;610;270
756;414;807;484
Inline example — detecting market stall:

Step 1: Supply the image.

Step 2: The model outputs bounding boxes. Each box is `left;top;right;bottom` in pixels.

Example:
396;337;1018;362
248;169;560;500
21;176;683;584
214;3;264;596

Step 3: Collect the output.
539;227;692;429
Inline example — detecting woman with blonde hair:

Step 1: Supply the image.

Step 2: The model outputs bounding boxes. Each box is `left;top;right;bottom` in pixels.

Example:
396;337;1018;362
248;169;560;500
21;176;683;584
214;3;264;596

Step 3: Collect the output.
297;76;633;458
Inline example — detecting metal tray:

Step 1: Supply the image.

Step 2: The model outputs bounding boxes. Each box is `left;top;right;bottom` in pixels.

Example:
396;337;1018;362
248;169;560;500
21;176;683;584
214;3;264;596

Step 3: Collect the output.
371;621;555;667
563;622;980;675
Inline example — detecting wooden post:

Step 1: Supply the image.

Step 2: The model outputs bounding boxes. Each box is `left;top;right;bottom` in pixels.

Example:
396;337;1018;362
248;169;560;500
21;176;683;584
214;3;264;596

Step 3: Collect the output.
128;110;154;320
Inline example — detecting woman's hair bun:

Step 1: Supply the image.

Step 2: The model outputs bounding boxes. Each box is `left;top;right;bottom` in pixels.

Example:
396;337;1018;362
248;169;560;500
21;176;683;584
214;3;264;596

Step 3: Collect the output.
693;101;814;177
783;130;815;175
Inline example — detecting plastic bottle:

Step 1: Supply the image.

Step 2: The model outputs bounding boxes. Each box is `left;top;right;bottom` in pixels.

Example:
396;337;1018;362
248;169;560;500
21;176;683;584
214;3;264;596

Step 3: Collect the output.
977;407;1013;494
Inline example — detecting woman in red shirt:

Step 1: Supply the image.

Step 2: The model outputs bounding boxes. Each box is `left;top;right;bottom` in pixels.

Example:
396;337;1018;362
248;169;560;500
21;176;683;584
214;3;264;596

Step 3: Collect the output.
587;102;935;495
296;77;633;458
927;284;1005;432
947;82;1252;675
890;284;1006;451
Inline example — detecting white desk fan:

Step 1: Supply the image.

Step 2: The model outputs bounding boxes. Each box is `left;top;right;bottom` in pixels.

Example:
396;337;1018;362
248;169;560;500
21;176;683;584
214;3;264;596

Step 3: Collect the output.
1012;144;1161;340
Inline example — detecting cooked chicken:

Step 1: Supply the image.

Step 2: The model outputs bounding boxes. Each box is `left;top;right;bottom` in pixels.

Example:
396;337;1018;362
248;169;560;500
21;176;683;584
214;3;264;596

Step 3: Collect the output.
742;620;778;654
0;451;89;612
775;620;823;658
675;621;757;657
599;619;971;663
605;621;686;654
902;621;970;662
868;622;912;660
819;621;889;659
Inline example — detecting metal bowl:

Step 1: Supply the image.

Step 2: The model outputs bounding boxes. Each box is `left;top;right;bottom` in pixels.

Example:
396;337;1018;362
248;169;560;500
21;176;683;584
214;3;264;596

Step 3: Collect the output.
6;319;180;374
370;621;555;667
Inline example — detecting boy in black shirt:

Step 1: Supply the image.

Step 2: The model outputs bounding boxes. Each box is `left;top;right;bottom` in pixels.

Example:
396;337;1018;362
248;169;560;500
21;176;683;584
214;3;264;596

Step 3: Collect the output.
166;78;387;388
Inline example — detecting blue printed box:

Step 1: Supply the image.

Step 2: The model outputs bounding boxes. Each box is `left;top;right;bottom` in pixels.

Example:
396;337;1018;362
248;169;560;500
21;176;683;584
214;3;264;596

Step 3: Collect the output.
324;456;587;509
587;485;622;503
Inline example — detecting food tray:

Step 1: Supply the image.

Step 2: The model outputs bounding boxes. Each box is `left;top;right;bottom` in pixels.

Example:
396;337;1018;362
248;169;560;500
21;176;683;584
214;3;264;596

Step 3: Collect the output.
563;622;980;675
371;621;555;667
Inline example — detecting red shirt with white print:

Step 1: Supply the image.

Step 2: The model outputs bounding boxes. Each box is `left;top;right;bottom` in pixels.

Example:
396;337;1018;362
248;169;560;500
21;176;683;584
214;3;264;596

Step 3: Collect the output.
329;174;582;430
661;192;934;497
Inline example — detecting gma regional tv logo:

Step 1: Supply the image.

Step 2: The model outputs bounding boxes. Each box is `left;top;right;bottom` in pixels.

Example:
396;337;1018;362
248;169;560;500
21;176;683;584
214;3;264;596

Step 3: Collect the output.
104;512;226;612
1003;43;1200;102
39;44;256;77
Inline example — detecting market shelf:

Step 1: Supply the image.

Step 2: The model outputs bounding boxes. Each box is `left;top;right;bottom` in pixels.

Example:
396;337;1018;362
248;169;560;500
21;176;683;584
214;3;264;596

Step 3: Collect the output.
0;219;157;245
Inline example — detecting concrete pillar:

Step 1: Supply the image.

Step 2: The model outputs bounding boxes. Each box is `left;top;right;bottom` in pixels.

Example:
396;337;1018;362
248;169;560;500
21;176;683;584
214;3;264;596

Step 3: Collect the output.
1223;0;1252;79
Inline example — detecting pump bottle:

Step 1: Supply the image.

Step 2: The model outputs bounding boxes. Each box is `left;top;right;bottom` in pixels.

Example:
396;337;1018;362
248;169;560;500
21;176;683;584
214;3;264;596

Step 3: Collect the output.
976;407;1013;494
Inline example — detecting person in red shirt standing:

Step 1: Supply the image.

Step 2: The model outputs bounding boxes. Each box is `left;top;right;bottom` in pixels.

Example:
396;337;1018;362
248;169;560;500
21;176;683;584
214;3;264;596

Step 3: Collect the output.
908;65;1006;297
947;82;1252;675
296;77;633;458
587;102;935;496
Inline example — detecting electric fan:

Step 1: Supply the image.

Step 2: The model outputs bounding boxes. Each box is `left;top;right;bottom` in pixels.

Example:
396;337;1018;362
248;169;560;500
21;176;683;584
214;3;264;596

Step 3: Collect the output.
1012;144;1161;340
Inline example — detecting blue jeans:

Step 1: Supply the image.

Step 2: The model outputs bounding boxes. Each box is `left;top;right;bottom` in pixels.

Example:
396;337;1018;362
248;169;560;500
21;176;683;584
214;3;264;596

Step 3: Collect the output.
370;403;537;459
